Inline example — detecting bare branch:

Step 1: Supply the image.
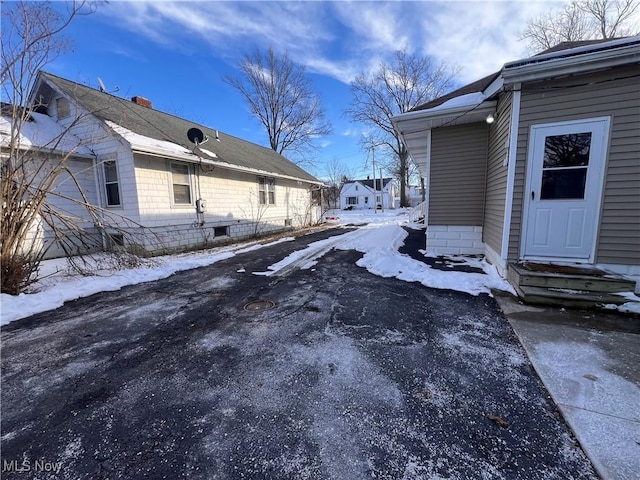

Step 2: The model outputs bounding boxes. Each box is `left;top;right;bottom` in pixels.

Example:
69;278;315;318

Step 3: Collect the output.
521;0;640;53
223;47;332;166
346;49;459;207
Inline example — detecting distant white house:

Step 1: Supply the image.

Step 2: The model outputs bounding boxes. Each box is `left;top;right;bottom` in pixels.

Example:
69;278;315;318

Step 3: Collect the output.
340;178;395;210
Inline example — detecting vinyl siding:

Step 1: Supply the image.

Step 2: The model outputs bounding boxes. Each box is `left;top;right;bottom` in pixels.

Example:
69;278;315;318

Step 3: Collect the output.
509;65;640;265
483;92;513;255
42;155;103;259
134;153;315;228
429;123;488;226
56;98;141;222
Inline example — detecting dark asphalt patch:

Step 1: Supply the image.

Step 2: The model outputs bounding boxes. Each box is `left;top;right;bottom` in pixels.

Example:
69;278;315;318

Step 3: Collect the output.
1;228;598;479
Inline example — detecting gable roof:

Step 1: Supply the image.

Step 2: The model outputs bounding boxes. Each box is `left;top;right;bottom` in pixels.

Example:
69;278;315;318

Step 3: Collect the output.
1;102;93;157
345;178;393;191
411;72;501;112
409;36;639;114
391;36;640;176
37;72;320;184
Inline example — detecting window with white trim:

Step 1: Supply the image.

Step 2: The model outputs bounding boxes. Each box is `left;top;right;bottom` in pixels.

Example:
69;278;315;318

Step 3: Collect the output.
258;177;275;205
347;197;358;205
103;160;121;206
171;162;192;204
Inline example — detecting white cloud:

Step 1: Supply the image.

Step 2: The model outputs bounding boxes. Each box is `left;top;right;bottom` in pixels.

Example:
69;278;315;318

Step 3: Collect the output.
422;1;566;83
98;0;578;87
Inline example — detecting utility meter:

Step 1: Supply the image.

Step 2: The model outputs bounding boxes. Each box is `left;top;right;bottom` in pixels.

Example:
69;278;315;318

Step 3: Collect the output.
196;199;207;213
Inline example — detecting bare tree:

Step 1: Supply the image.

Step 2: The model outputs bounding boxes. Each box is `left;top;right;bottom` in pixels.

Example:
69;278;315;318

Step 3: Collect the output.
346;49;458;207
522;0;640;52
0;1;152;295
223;47;332;166
322;157;351;210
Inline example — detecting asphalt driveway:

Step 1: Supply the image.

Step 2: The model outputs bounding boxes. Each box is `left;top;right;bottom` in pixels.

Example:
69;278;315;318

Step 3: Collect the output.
1;227;598;479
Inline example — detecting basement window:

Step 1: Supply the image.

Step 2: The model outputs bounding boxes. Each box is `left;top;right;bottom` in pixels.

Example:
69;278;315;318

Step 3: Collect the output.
214;226;229;237
108;233;124;247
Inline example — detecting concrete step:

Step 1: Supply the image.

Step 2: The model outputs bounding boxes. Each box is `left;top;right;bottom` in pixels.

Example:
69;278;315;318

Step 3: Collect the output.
509;262;635;293
513;284;630;309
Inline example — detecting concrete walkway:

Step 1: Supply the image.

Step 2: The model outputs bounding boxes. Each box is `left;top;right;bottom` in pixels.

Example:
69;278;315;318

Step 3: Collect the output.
494;292;640;480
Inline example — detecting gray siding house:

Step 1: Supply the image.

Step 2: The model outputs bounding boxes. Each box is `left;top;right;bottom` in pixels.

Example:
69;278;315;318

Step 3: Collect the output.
22;71;322;258
392;37;640;292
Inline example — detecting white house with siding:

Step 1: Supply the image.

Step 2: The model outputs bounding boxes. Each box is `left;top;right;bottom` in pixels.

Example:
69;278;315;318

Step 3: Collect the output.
392;37;640;296
339;178;395;210
19;71;323;258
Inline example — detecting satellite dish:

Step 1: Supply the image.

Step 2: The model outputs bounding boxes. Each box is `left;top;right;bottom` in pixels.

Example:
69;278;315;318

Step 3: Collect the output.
187;127;205;145
97;77;106;92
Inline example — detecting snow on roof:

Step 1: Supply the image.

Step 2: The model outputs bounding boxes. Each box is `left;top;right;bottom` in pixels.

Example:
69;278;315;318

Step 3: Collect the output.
106;120;193;157
0;111;93;157
424;91;486;113
198;148;218;159
106;120;321;184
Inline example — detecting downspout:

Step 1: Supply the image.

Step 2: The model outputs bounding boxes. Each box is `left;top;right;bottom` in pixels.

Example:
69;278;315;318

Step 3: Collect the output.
481;121;490;232
424;129;431;236
500;85;521;264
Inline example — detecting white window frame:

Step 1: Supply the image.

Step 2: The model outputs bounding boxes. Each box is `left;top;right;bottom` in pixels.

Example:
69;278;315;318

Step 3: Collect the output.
258;176;276;205
170;162;193;206
102;158;121;207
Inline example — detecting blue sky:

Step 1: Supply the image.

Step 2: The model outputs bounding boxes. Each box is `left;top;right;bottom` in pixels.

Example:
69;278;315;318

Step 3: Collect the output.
46;0;567;180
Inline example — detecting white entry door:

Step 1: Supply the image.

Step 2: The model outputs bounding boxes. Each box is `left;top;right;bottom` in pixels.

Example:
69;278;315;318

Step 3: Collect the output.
523;117;610;261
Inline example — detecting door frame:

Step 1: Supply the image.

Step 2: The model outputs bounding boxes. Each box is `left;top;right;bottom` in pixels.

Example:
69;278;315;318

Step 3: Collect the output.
520;116;611;263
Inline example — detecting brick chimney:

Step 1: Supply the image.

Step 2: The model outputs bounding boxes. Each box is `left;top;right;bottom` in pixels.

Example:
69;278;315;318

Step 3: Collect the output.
131;96;152;108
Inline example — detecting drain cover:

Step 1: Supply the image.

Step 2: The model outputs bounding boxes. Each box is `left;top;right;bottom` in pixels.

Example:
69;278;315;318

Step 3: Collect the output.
243;299;276;313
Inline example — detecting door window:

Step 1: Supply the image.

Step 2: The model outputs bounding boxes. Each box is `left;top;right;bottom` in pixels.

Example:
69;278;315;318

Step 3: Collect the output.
540;132;591;200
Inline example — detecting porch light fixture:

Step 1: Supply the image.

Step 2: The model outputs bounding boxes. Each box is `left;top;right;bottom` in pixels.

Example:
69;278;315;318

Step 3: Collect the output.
486;113;495;124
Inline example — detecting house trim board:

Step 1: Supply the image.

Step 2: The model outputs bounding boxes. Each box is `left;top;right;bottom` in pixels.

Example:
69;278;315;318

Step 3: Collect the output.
519;116;611;264
484;242;507;277
501;86;521;262
423;130;431;227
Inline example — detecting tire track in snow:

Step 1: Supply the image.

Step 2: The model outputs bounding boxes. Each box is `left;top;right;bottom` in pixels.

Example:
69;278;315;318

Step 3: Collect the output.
253;228;370;278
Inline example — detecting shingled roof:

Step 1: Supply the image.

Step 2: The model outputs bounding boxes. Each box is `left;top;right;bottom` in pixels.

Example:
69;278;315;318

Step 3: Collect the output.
533;38;621;56
347;178;393;190
39;72;320;184
410;71;500;112
410;38;632;114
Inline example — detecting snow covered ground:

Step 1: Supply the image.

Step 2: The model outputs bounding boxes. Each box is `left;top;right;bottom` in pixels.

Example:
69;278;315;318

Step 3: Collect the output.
2;209;637;325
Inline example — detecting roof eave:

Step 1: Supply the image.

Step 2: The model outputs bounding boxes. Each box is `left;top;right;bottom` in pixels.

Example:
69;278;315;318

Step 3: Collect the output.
392;100;497;133
131;146;322;186
0;143;95;160
502;41;640;84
